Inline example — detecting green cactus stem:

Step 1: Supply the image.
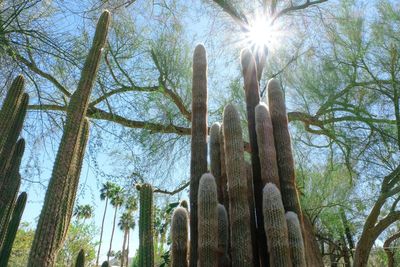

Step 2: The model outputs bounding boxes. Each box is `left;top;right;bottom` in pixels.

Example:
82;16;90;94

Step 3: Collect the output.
138;183;154;267
210;122;223;203
28;11;110;267
218;124;229;210
101;261;110;267
75;249;85;267
217;204;230;267
171;207;189;267
198;173;218;267
241;48;265;267
286;212;306;267
267;78;301;215
0;192;27;266
255;103;280;188
262;183;291;267
189;43;208;267
222;103;253;265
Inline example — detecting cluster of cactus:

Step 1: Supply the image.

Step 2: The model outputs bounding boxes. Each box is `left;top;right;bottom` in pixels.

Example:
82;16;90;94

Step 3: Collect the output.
27;10;111;266
166;44;324;266
0;75;29;265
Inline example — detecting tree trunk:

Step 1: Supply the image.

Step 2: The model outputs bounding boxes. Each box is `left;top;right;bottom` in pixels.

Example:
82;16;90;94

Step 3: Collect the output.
96;198;108;266
126;230;130;267
120;229;128;267
108;205;118;262
353;235;375;267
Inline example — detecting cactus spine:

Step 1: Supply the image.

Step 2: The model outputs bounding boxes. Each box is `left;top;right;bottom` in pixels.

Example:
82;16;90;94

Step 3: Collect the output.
198;173;218;267
255;103;280;187
262;183;291;267
223;103;253;265
189;43;208;267
138;183;154;267
241;49;266;266
0;192;27;266
28;11;110;267
286;212;306;267
171;207;189;267
75;249;85;267
217;204;230;267
210;123;223;203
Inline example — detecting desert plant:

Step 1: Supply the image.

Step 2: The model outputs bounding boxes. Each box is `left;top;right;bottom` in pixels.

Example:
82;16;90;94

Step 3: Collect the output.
138;183;154;267
170;207;189;267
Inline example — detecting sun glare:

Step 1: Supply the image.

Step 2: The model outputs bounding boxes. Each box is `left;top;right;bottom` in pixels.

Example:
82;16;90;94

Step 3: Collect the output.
240;15;284;55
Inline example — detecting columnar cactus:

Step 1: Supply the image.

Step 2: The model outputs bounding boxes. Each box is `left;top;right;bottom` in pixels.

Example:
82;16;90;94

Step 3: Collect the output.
0;139;24;246
75;249;85;267
210;123;223;203
189;43;208;267
262;183;291;267
28;11;110;267
218;125;229;210
241;48;265;266
198;173;218;267
267;78;301;215
255;103;280;187
217;204;230;267
0;192;27;266
138;183;154;267
171;207;189;267
223;103;253;265
286;212;306;267
101;261;110;267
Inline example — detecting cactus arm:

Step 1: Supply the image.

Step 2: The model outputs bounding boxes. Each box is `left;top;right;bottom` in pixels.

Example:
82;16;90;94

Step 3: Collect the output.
286;212;306;267
217;204;230;267
171;207;189;267
210;123;223;203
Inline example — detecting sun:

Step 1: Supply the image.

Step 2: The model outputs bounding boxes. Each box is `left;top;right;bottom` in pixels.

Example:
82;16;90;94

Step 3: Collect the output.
241;15;283;55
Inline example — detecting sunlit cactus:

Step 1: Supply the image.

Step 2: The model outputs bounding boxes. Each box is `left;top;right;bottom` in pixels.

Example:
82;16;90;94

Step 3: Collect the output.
28;11;110;267
198;173;218;267
223;103;253;265
263;183;291;267
189;43;208;267
171;207;189;267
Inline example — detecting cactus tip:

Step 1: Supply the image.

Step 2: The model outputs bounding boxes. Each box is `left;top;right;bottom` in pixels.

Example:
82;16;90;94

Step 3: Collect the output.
240;48;255;69
267;78;281;92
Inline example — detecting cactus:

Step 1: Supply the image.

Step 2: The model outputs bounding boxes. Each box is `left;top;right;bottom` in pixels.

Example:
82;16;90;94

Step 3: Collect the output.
222;103;253;265
138;183;154;267
171;207;189;267
0;75;25;153
267;78;301;216
189;43;208;267
101;261;110;267
28;11;110;267
255;103;280;187
180;200;189;210
217;204;230;267
0;192;27;266
75;249;85;267
0;92;28;175
210;123;223;203
262;183;291;267
0;139;24;246
218;124;229;210
286;212;306;267
197;173;218;267
241;48;266;266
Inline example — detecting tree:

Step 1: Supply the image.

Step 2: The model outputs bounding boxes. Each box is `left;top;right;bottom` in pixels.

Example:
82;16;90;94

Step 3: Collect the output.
73;204;94;224
118;211;135;267
97;181;117;266
107;185;124;262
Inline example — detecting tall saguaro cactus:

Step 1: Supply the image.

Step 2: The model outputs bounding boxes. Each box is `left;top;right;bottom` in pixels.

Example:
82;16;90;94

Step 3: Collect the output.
198;173;218;267
223;103;253;265
262;183;292;267
138;183;154;267
171;207;189;267
28;11;110;267
189;43;208;267
241;49;266;267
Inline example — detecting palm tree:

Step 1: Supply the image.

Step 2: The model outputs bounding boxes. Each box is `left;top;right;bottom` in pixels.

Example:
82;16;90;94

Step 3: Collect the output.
73;204;93;224
96;182;116;266
123;195;137;266
107;185;124;262
118;211;135;267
